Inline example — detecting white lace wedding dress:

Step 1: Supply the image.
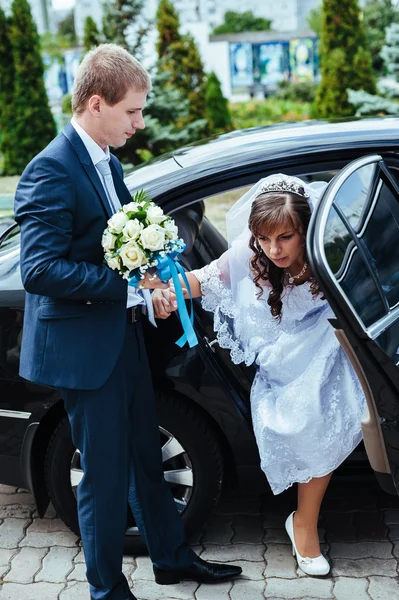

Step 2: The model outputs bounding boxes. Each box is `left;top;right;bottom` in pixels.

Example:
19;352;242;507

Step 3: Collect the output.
192;245;366;495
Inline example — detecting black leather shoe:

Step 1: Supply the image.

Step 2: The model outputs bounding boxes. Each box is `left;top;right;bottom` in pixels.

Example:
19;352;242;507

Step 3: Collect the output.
153;557;242;584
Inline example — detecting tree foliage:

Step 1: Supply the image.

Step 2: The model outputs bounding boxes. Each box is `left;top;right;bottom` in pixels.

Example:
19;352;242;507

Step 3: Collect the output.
347;88;399;115
0;7;14;165
314;0;376;118
205;72;232;133
2;0;56;175
381;23;399;80
163;34;207;124
307;6;322;36
156;0;180;57
102;0;150;59
114;68;207;164
57;9;76;45
40;32;75;66
363;0;399;74
84;16;101;52
212;10;271;34
156;1;207;129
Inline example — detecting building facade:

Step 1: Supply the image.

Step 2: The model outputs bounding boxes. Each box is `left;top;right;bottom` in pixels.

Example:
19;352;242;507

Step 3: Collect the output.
74;0;323;42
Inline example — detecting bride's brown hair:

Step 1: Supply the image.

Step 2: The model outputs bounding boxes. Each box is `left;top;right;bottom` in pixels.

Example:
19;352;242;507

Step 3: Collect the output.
248;190;321;320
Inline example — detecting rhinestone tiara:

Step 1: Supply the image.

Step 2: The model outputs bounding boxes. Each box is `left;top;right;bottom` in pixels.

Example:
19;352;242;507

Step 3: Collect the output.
258;179;309;198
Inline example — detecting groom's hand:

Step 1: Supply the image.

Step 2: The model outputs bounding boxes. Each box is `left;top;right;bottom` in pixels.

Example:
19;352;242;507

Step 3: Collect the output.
152;289;176;319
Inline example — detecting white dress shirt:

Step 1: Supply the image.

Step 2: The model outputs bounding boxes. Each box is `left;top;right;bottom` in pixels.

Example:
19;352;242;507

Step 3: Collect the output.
70;119;156;326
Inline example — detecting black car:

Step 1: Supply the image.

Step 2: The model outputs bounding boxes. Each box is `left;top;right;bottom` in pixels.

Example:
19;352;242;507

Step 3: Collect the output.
0;118;398;552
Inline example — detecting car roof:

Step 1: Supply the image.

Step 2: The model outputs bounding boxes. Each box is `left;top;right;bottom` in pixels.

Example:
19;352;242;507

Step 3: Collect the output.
124;117;399;198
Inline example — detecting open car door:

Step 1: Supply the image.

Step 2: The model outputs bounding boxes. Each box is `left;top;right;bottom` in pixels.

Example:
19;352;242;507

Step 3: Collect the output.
308;155;399;496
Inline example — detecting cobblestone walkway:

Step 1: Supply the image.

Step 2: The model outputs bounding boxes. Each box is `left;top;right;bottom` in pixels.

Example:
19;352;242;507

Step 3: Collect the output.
0;478;398;599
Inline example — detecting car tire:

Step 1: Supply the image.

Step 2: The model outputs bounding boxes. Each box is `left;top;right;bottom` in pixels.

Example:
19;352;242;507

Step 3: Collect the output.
44;394;224;553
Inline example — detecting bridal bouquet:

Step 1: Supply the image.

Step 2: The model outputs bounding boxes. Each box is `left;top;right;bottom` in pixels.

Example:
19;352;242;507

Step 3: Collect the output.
102;190;197;348
102;189;182;283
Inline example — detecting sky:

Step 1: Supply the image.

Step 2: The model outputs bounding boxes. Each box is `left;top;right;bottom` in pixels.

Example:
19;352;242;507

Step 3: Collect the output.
52;0;75;10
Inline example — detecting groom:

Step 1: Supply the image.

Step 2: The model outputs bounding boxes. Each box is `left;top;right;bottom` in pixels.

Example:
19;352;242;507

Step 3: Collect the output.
14;44;241;600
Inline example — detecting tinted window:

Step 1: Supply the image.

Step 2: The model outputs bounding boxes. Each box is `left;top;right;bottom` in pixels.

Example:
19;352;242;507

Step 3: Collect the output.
0;225;20;258
324;207;386;327
334;163;375;231
375;319;399;365
360;180;399;309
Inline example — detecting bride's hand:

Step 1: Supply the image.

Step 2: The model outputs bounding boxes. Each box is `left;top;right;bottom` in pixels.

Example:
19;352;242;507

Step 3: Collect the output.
152;289;177;319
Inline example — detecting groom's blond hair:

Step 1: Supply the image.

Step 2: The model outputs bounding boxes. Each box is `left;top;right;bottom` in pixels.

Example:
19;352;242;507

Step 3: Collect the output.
72;44;151;115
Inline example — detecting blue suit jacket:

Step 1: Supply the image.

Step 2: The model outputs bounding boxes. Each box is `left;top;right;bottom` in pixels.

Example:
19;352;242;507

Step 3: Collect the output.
14;122;133;390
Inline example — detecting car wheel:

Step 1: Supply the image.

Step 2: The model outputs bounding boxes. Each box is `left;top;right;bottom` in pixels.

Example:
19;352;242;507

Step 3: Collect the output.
44;395;224;553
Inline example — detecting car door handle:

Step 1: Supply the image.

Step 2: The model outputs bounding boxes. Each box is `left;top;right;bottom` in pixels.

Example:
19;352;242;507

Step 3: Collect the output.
204;336;219;353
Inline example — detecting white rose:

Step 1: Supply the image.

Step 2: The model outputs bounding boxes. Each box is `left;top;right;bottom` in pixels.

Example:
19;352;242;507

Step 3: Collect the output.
164;219;179;240
102;230;117;251
122;218;143;241
107;211;129;234
140;224;166;251
146;204;166;224
119;241;147;270
123;201;140;213
105;254;121;271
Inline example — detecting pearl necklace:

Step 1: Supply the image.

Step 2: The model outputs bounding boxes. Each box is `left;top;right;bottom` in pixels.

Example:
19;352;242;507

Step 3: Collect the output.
286;261;308;284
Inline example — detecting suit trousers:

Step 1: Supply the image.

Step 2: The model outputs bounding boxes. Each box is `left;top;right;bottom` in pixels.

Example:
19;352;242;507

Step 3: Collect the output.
62;318;195;600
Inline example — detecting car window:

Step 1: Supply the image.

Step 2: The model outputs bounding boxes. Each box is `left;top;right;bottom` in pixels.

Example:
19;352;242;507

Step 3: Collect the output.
322;160;399;334
204;186;252;238
359;179;399;310
203;171;338;239
0;224;20;258
324;205;386;327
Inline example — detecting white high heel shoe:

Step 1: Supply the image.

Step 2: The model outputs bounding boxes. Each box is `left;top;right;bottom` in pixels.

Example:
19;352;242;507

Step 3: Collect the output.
285;511;330;576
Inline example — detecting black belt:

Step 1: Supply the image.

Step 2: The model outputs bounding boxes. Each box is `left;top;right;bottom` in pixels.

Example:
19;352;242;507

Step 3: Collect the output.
127;305;143;323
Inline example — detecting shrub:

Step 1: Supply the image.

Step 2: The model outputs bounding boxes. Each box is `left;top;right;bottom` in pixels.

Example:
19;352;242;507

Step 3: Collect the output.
205;72;232;133
277;80;317;103
230;99;311;130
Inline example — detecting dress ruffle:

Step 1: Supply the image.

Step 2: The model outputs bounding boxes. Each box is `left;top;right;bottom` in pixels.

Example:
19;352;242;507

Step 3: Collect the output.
193;260;366;495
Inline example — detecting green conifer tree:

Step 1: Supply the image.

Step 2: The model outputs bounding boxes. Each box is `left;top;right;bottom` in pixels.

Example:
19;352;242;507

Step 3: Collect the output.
156;0;181;57
165;34;207;124
3;0;56;175
83;16;101;52
381;23;399;81
205;72;232;133
314;0;376;117
0;8;15;168
155;0;208;135
102;0;150;59
363;0;399;74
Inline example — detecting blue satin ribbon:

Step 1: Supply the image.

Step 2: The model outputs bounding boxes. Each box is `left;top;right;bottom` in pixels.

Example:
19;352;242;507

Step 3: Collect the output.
128;241;198;348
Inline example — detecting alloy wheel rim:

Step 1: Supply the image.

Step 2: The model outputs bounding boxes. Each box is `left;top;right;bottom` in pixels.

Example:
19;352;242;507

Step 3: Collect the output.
70;426;194;536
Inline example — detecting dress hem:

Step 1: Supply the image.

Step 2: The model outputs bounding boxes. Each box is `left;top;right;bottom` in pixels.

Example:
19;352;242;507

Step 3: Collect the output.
264;429;363;496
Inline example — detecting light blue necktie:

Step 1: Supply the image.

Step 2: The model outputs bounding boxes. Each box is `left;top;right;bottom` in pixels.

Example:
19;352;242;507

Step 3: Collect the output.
96;158;121;214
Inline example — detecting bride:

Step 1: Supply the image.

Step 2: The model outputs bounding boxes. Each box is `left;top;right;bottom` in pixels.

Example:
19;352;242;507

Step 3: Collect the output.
152;174;366;577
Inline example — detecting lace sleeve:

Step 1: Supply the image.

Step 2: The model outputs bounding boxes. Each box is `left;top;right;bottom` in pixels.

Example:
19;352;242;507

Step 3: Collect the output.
191;257;257;366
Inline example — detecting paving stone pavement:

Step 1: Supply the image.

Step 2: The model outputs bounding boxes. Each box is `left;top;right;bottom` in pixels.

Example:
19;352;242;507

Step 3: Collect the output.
0;479;398;599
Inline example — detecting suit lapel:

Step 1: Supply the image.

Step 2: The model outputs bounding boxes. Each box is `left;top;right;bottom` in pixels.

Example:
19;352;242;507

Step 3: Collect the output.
62;122;113;219
83;162;113;218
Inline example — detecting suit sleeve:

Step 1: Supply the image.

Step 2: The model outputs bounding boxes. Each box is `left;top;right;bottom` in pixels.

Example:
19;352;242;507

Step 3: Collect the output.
14;155;127;301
